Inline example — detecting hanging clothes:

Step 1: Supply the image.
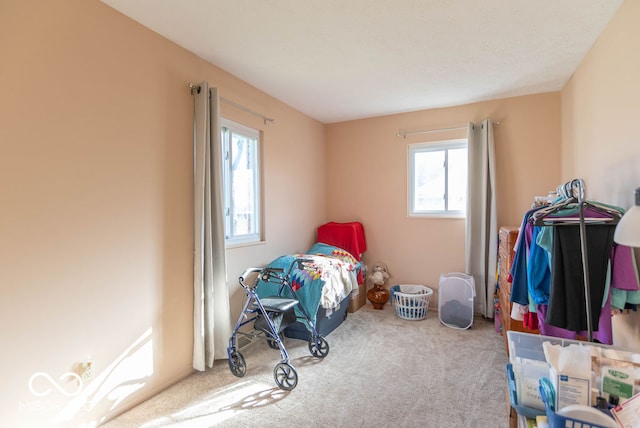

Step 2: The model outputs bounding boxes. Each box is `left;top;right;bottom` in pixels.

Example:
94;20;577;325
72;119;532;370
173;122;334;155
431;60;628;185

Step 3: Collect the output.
510;207;541;306
536;300;613;344
545;224;615;332
610;244;640;310
508;187;638;345
527;225;551;305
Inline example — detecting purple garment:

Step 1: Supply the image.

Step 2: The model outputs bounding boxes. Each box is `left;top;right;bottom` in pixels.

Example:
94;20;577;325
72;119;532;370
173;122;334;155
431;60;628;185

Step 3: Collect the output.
536;299;613;345
611;244;640;291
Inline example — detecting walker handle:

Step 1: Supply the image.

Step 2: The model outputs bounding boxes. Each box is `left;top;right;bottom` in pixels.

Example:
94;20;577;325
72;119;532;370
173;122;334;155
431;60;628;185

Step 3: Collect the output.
239;267;263;284
260;267;285;282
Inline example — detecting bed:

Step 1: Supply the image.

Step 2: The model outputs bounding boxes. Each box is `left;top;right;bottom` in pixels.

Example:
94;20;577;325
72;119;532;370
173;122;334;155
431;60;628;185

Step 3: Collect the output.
255;221;367;340
255;242;360;340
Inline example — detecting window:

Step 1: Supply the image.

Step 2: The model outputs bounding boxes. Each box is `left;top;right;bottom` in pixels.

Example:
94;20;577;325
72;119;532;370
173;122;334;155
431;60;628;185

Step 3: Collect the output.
408;139;467;217
221;119;262;245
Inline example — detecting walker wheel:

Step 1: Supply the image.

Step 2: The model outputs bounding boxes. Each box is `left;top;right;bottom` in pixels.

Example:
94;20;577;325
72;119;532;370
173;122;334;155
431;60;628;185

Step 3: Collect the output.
308;335;329;358
228;351;246;377
274;362;298;391
267;333;283;350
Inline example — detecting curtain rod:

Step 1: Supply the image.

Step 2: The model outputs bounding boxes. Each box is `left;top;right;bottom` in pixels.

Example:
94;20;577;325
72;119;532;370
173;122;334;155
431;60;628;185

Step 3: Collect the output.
396;121;501;139
188;82;276;125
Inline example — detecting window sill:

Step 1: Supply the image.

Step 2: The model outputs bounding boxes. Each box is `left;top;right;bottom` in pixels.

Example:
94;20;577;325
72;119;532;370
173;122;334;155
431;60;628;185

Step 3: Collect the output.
226;240;267;250
408;213;466;219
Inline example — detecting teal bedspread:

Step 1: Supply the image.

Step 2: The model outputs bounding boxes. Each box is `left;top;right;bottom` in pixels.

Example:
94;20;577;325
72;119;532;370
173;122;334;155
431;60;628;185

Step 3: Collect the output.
255;243;359;326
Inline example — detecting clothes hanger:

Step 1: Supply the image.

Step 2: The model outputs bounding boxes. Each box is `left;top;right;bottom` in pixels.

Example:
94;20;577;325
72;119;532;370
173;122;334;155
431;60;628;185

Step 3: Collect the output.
531;179;620;226
533;201;620;226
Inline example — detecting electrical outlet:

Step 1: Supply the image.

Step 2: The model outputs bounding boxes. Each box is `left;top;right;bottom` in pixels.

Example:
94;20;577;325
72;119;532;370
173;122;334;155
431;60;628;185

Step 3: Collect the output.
79;358;94;383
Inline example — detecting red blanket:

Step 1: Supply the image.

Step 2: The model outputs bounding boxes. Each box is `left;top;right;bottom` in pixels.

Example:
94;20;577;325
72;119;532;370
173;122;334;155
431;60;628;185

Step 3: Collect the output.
317;221;366;283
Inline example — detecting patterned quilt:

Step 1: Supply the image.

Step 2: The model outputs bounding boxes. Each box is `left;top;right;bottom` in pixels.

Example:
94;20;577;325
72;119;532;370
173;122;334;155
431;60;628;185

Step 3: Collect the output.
255;243;359;326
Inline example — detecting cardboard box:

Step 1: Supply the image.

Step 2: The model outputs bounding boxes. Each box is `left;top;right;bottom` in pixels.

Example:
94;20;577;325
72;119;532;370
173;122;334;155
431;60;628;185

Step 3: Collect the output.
550;367;590;409
348;283;367;313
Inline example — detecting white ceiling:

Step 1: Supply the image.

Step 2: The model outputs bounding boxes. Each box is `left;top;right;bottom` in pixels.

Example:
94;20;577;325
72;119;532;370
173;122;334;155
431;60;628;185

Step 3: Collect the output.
101;0;623;124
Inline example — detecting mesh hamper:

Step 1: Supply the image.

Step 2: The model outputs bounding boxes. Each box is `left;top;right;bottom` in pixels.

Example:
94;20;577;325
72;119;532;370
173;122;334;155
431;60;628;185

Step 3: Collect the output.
438;272;475;329
390;284;433;320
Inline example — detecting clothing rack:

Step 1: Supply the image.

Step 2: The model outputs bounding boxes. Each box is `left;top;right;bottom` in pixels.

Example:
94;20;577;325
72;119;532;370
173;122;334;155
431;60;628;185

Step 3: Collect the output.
531;179;616;342
575;180;594;342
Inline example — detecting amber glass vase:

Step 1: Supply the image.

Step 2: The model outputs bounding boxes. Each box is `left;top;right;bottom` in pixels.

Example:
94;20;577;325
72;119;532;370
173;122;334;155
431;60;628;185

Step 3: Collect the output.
367;284;389;309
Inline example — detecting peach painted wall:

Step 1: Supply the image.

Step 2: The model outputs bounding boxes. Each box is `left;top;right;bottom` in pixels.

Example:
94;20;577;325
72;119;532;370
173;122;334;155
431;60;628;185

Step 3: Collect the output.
560;0;640;350
325;93;562;304
3;1;635;427
0;1;325;426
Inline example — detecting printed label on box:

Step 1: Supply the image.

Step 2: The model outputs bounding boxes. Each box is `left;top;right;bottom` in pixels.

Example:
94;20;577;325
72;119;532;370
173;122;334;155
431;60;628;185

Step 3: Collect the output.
556;373;590;409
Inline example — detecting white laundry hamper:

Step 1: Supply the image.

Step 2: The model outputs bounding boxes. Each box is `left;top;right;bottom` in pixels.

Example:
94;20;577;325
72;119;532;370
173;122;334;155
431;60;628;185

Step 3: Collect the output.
390;284;433;321
438;273;475;330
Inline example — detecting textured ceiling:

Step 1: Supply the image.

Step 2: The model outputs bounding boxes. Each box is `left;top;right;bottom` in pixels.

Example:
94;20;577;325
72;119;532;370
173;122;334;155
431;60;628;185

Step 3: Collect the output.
101;0;623;124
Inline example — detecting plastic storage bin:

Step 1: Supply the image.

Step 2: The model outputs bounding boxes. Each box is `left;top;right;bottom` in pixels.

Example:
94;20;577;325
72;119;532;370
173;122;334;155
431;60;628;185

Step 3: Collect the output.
438;272;475;329
390;284;433;320
507;331;619;428
507;331;589;414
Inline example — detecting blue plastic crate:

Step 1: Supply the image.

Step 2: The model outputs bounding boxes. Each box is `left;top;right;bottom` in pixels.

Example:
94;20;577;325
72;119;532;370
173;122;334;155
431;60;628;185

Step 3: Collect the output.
539;382;616;428
506;363;545;420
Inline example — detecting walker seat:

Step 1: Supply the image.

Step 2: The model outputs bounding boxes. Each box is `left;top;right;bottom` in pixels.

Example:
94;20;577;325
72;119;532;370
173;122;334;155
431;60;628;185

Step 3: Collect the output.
253;297;298;312
253;297;298;335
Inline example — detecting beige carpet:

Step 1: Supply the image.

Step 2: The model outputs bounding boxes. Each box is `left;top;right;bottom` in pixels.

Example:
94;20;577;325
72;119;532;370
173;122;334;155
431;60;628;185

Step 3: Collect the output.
103;303;510;427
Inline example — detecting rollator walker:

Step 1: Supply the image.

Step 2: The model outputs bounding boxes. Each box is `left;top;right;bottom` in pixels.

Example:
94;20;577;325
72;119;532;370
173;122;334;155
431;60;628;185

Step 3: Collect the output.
227;258;330;391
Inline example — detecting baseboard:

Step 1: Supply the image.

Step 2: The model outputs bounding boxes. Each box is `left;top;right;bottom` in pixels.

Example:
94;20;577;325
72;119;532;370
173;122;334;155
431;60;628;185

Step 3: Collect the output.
99;365;196;426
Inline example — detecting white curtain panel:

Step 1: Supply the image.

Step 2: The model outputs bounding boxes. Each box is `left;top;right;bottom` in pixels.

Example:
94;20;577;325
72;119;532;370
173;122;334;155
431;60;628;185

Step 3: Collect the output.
193;82;232;370
465;119;498;318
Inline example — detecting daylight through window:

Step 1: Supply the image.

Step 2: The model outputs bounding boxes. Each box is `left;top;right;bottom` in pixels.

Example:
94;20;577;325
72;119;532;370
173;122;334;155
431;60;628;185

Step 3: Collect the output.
221;119;262;244
408;139;468;217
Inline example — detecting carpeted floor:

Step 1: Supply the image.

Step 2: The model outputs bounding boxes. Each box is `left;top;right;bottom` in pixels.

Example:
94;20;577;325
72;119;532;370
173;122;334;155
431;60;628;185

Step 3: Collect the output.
103;303;510;427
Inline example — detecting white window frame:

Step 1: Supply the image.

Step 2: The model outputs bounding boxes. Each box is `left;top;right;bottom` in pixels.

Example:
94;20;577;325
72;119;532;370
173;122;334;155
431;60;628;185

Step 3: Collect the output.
408;138;468;218
220;118;262;246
